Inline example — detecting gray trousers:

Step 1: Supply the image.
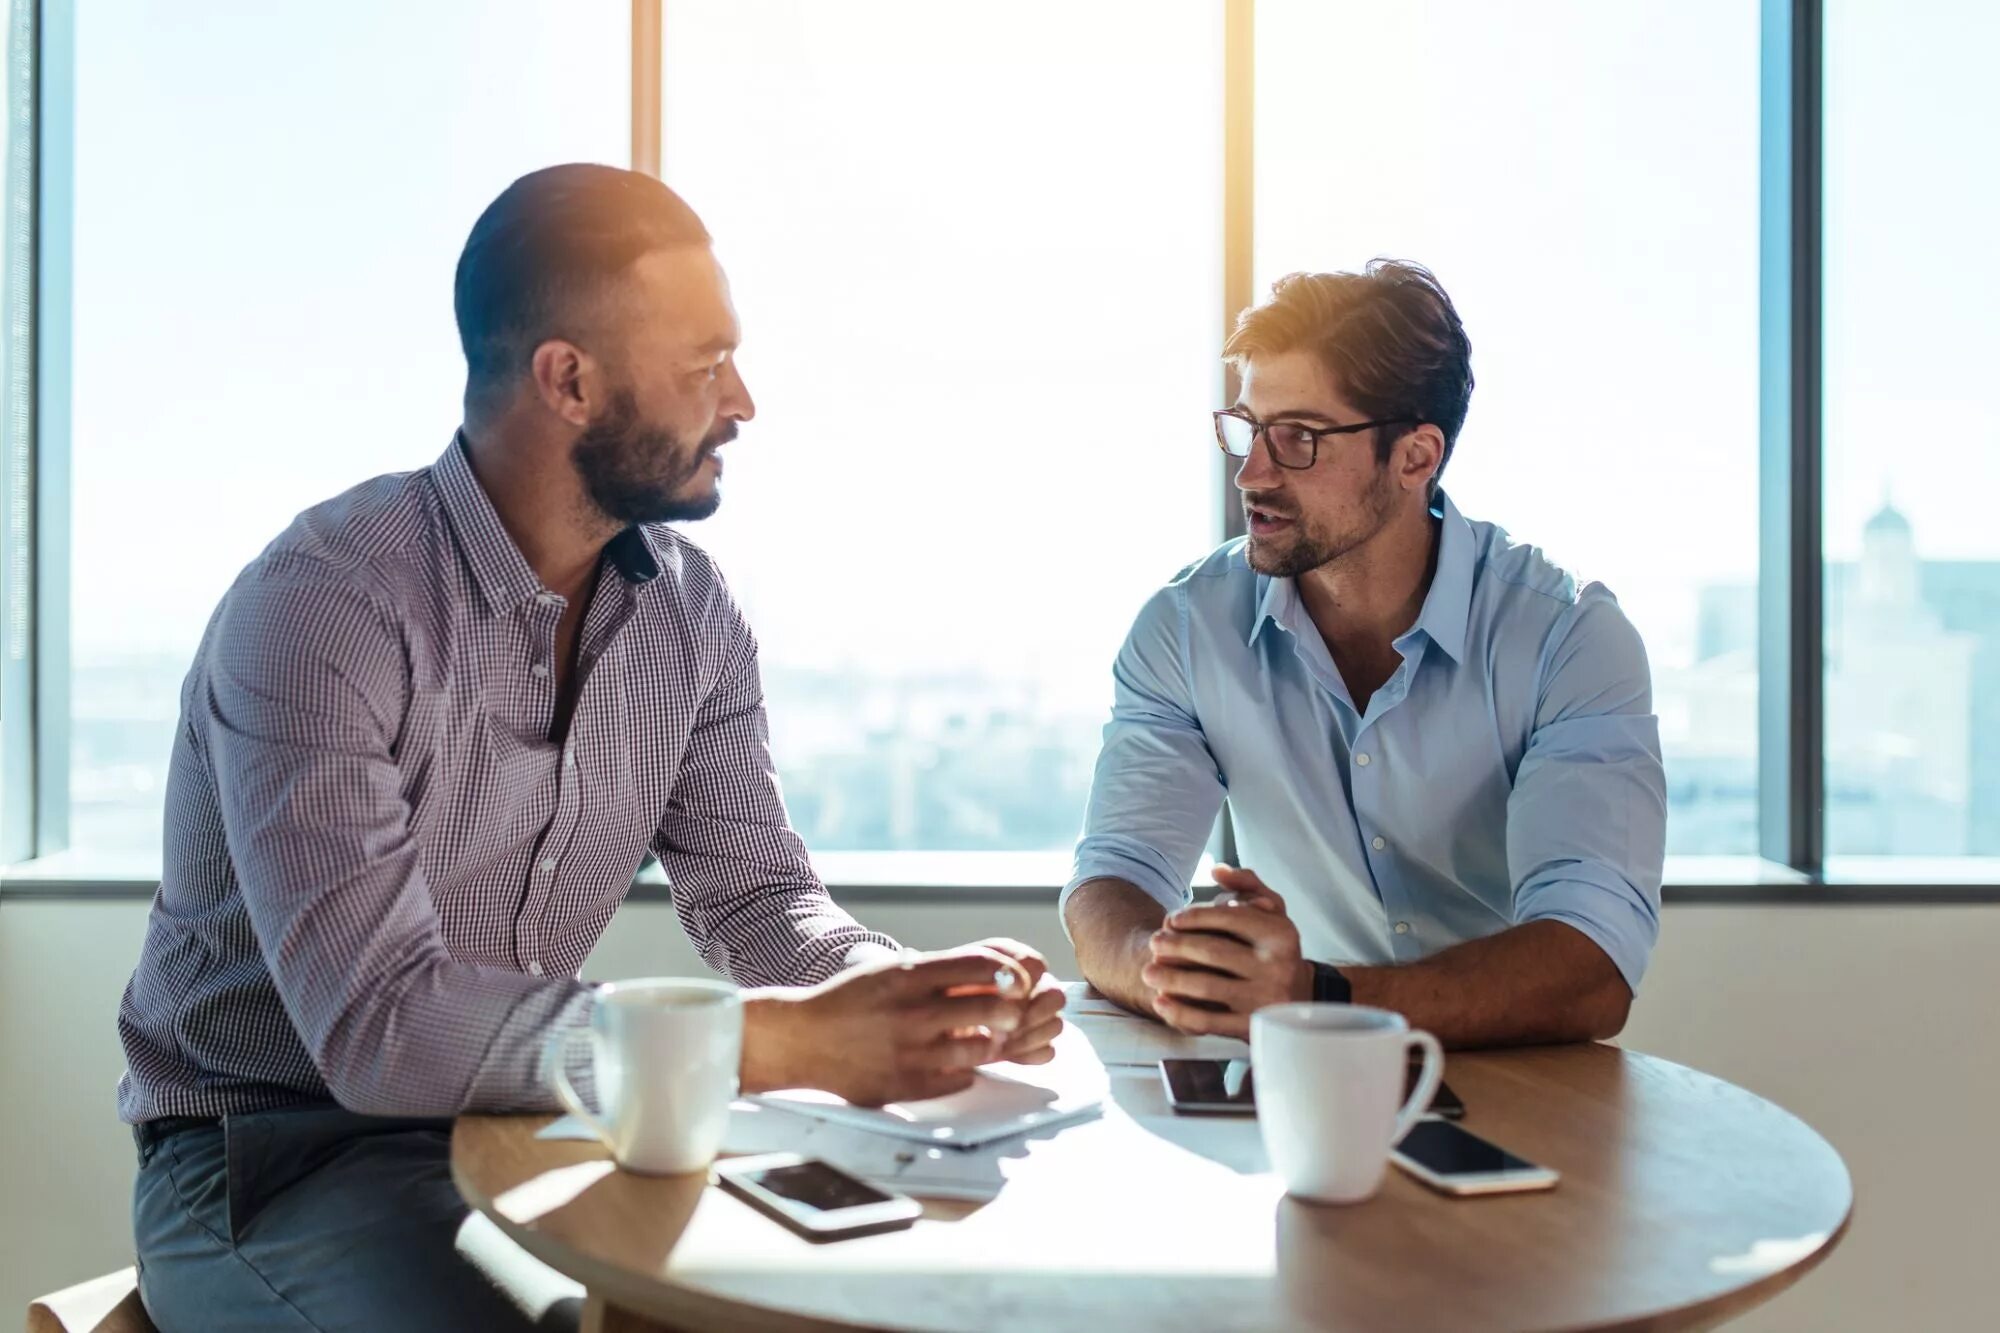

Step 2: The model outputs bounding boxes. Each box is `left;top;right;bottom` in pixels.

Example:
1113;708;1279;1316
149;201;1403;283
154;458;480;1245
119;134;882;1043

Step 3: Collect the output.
132;1104;581;1333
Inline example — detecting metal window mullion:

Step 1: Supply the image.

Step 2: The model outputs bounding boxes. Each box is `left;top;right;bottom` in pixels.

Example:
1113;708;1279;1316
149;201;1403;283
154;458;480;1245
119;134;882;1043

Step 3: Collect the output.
631;0;661;179
31;0;71;856
0;0;36;863
1219;0;1251;546
1215;0;1252;870
1758;0;1824;874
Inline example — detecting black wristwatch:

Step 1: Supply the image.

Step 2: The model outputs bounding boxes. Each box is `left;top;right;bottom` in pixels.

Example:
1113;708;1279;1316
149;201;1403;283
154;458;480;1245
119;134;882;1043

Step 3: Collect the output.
1309;960;1353;1004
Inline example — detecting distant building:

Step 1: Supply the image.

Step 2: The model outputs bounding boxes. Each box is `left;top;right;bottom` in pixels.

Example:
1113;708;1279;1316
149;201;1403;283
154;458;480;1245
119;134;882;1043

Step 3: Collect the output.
1684;502;1998;855
1826;503;1979;853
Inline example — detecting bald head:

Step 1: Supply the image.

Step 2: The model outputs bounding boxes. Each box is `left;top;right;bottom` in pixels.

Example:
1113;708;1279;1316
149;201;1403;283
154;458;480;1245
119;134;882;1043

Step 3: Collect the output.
454;163;711;413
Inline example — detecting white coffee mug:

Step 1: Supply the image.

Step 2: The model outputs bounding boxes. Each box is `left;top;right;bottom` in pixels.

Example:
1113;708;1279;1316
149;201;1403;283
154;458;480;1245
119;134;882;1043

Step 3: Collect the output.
544;977;743;1176
1251;1002;1444;1204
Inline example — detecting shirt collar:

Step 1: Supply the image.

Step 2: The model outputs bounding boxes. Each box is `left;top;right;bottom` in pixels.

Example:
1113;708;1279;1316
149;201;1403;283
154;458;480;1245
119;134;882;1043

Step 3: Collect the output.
432;433;661;618
1405;490;1474;665
1248;565;1296;647
605;525;662;584
1246;490;1474;665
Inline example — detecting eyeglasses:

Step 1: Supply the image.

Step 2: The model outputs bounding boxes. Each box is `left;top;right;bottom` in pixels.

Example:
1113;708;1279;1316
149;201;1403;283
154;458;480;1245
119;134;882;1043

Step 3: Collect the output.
1212;408;1422;470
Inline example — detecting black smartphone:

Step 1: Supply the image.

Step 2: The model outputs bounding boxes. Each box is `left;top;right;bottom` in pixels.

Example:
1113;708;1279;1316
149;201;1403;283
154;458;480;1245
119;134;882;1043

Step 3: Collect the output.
1159;1057;1259;1113
1392;1118;1559;1195
1158;1057;1465;1119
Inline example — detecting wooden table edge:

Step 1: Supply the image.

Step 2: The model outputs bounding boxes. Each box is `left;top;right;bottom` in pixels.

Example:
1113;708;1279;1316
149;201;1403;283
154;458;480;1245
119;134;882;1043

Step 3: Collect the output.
450;1123;872;1333
1574;1202;1854;1333
451;1044;1859;1333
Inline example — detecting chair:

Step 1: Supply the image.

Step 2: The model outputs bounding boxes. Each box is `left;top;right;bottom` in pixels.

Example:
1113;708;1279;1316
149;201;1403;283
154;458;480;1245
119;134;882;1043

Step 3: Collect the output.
24;1268;157;1333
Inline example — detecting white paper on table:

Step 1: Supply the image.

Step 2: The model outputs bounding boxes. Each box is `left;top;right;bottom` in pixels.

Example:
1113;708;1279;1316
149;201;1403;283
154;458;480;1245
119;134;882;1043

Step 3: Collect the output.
748;1054;1103;1150
534;1107;1025;1201
1061;981;1250;1067
535;1040;1109;1201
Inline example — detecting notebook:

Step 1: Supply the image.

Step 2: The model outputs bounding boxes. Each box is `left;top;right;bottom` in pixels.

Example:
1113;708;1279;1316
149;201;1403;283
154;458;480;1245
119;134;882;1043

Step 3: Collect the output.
537;1038;1108;1200
536;1102;1037;1201
721;1101;1027;1201
748;1058;1103;1150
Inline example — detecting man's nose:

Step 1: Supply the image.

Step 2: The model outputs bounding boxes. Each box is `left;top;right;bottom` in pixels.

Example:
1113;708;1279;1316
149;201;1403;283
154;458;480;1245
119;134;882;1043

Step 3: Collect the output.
722;359;755;422
1232;436;1280;490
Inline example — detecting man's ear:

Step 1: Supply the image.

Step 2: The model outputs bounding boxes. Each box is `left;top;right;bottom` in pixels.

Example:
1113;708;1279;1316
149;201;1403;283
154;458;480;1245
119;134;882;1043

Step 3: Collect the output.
1396;424;1446;494
528;339;595;429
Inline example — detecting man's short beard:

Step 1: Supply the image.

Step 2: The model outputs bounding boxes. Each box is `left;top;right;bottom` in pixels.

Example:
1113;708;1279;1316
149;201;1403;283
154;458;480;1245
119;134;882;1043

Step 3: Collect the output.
570;388;730;526
1245;464;1397;578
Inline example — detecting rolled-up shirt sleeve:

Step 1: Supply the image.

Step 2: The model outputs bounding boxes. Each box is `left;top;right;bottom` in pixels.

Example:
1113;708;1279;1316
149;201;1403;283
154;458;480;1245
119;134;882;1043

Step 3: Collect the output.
206;564;592;1117
653;589;899;985
1062;584;1226;930
1507;590;1668;992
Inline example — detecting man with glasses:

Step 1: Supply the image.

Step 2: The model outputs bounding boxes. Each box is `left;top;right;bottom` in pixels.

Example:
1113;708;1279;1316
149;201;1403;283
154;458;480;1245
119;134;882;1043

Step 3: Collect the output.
1061;260;1666;1047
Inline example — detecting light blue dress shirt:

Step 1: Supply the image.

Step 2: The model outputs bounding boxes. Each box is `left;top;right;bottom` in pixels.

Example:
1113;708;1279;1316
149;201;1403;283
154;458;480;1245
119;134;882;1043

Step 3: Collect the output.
1063;493;1667;990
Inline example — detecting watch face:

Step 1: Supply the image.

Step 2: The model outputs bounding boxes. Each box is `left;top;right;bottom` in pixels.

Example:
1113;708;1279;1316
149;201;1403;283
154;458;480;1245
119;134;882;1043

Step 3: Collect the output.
1313;963;1352;1004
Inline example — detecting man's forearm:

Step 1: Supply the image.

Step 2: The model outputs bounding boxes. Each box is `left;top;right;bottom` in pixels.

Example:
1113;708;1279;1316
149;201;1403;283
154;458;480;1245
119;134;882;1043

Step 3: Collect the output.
1339;920;1631;1048
1062;878;1169;1016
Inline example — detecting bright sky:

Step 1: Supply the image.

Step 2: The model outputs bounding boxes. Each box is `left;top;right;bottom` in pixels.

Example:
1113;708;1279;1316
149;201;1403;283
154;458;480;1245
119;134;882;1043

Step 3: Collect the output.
65;0;1996;688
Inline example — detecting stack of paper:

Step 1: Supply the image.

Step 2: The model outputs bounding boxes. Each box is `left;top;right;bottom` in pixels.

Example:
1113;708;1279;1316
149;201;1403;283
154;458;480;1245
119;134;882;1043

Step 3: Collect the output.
537;1037;1108;1203
748;1058;1103;1149
538;988;1250;1200
721;1102;1034;1202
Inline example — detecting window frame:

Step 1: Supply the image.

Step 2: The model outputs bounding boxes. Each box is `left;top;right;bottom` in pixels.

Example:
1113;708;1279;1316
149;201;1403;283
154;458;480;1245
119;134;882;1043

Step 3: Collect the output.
1760;0;1825;877
8;0;1998;901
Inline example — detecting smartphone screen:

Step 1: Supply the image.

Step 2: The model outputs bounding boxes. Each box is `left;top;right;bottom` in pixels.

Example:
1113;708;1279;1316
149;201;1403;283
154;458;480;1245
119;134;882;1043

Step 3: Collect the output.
740;1160;894;1213
1162;1057;1257;1109
1396;1118;1539;1175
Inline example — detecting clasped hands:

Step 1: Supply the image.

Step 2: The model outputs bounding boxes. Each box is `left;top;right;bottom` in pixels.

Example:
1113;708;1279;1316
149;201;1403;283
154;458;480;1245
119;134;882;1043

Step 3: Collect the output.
1142;865;1310;1040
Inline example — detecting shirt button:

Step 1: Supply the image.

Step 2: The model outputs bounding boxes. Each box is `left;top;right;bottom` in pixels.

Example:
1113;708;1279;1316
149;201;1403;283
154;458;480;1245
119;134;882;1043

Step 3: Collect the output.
564;748;577;768
539;857;557;874
527;961;544;976
531;663;550;679
535;592;560;606
1394;922;1410;935
1371;836;1386;851
1355;752;1371;767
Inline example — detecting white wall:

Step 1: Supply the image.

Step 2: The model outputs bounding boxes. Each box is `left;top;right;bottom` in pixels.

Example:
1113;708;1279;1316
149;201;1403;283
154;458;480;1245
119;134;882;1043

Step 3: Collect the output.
3;897;1994;1329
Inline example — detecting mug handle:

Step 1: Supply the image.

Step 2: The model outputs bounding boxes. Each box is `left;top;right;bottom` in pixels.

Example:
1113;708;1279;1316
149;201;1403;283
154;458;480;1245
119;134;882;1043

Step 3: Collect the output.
1394;1030;1446;1143
543;1025;613;1147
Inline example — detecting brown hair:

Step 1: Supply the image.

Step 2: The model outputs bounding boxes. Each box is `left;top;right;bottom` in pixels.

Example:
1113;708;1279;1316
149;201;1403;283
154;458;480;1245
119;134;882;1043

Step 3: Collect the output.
1224;259;1474;489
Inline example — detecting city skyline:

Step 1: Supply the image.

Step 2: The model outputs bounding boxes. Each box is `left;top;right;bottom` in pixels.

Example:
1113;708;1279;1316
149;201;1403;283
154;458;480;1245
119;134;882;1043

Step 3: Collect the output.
66;502;1996;865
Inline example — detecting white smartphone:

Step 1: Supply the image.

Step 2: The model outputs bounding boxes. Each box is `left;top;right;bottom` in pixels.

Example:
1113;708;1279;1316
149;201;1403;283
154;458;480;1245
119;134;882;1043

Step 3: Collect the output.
1391;1118;1560;1196
713;1153;923;1241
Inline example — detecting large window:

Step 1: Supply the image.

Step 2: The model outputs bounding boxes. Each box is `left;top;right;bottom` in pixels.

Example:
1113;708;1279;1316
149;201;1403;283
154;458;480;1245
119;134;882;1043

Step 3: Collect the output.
1256;0;1762;855
657;1;1220;861
5;2;1994;889
1822;0;2000;861
64;0;626;865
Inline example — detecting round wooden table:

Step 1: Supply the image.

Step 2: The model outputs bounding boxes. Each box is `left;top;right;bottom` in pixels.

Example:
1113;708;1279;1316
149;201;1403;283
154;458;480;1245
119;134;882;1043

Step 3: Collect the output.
453;1032;1850;1332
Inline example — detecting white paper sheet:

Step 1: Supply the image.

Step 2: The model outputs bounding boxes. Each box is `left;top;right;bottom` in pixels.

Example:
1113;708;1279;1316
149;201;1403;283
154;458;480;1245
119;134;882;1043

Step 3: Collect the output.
534;1106;1031;1201
535;1038;1109;1201
746;1059;1102;1150
1061;981;1250;1066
